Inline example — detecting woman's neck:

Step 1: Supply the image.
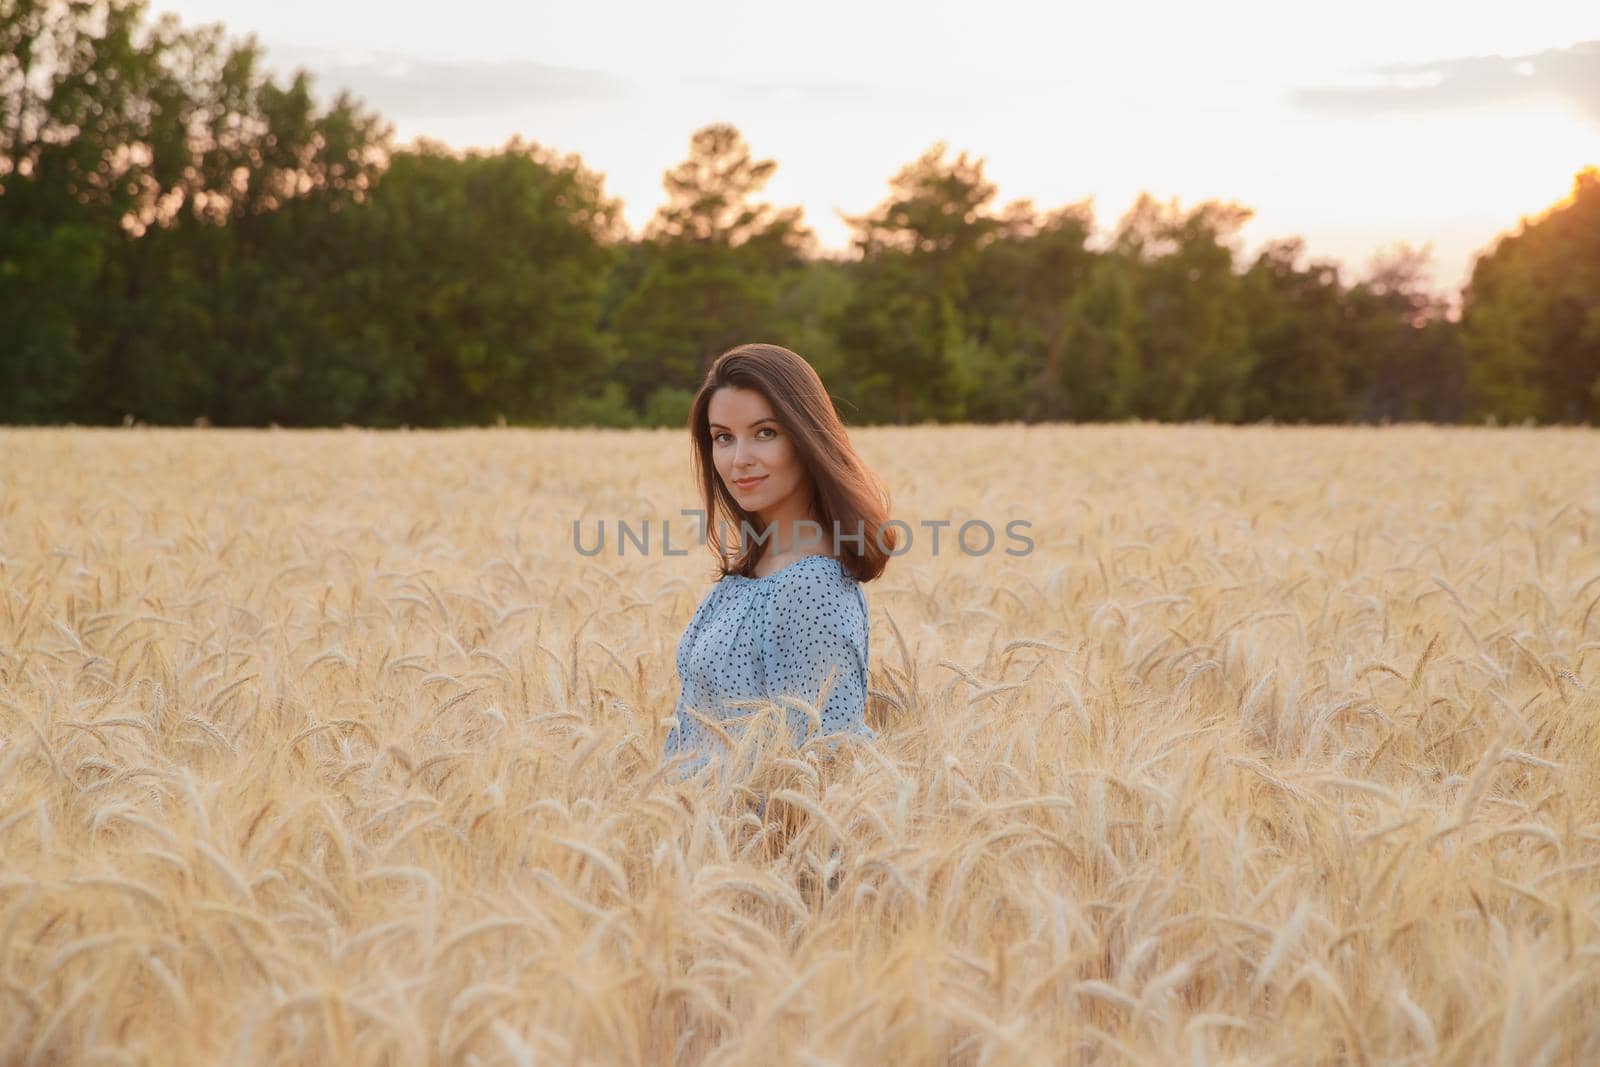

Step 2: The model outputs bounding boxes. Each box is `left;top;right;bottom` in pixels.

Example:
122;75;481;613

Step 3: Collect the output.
756;502;824;557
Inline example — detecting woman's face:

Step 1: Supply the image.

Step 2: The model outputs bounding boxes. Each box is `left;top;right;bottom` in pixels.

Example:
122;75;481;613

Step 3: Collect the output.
707;386;813;532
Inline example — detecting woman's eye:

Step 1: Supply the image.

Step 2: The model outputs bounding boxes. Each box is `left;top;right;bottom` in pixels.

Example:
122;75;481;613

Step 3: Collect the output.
713;429;776;444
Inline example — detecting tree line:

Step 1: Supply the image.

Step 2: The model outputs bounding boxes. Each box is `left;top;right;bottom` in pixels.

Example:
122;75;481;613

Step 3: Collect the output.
3;0;1596;427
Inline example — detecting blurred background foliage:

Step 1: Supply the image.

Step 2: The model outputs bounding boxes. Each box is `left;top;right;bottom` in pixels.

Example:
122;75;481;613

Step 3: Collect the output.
3;0;1597;427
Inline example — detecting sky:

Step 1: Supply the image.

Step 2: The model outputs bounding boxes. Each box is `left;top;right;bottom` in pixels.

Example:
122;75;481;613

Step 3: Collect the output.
154;1;1600;302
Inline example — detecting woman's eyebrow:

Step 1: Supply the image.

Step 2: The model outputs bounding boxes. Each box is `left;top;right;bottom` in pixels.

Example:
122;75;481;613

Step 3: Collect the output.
708;418;779;431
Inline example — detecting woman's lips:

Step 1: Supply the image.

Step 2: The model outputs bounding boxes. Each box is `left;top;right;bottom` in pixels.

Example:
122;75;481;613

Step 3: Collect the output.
733;476;767;491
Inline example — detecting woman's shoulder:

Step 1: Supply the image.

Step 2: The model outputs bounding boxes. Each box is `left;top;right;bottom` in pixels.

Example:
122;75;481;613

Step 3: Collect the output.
757;552;854;587
764;554;865;621
685;571;740;619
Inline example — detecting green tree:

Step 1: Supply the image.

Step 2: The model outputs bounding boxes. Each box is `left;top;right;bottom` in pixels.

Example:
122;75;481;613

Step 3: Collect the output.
1111;193;1256;421
86;64;390;424
1343;243;1465;423
348;139;620;426
832;143;1001;423
1462;168;1600;423
0;0;390;423
1051;255;1143;420
613;123;813;418
767;256;857;410
1235;238;1353;422
965;199;1098;421
1;0;188;418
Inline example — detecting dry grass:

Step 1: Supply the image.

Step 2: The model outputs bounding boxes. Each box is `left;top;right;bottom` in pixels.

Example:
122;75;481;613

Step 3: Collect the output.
1;422;1598;1066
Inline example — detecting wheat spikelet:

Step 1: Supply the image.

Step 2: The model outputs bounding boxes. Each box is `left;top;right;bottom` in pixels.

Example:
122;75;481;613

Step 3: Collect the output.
4;425;1599;1064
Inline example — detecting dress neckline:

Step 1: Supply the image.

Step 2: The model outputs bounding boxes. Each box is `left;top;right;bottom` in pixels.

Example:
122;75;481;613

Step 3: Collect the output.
732;553;840;583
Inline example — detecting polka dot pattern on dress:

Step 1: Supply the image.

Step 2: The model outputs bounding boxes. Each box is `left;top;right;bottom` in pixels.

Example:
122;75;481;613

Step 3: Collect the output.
663;553;875;778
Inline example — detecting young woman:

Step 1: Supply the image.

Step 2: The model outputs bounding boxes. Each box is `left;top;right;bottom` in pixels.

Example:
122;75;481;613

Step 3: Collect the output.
663;343;897;781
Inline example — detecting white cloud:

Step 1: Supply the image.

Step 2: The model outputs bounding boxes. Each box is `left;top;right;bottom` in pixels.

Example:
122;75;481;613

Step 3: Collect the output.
1292;41;1600;123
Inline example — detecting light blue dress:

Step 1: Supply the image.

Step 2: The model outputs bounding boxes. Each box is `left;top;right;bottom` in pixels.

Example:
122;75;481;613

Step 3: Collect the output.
664;553;876;778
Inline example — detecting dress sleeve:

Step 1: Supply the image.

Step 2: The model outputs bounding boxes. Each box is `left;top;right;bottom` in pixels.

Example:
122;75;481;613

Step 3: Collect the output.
764;566;874;750
667;580;724;765
675;580;723;668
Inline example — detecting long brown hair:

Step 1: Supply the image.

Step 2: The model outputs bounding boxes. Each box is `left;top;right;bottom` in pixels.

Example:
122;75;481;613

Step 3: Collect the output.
689;343;897;582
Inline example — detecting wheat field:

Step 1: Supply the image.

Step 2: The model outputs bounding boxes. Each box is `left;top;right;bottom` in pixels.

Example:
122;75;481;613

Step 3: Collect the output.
1;424;1598;1066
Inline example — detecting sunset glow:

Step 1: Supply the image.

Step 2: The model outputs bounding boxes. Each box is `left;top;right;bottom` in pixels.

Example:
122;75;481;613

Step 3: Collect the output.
155;0;1600;295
